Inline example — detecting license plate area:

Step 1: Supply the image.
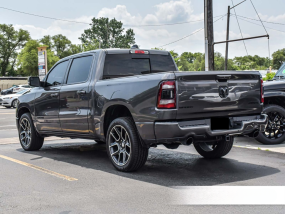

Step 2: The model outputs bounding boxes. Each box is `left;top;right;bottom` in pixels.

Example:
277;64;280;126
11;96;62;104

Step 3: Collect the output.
211;117;230;130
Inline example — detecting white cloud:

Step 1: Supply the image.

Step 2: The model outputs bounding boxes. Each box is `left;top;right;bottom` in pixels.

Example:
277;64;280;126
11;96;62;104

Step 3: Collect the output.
259;13;285;22
154;0;193;22
97;5;142;25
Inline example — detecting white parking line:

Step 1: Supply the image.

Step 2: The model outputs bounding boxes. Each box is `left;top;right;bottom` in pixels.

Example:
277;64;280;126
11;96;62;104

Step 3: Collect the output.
0;125;16;128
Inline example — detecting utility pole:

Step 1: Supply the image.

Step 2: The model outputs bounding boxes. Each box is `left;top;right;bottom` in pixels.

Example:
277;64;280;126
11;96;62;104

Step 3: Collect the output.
224;6;230;70
204;0;214;71
224;0;247;70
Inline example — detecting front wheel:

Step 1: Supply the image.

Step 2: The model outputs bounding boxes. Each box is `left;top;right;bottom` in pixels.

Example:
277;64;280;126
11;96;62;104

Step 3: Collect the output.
12;99;18;108
19;113;44;151
194;136;234;159
106;117;149;172
255;105;285;145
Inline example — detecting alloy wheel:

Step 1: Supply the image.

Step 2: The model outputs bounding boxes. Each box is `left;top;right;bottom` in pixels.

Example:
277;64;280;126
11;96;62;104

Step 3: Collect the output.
108;125;131;166
19;118;32;147
263;111;285;139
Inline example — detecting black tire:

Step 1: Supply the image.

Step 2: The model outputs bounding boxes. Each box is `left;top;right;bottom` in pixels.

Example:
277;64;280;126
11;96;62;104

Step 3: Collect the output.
19;113;44;151
106;117;149;172
5;106;11;108
194;136;234;159
12;99;18;108
256;105;285;145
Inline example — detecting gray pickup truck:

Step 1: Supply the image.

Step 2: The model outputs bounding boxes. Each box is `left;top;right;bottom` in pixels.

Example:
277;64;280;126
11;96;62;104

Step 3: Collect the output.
16;48;267;172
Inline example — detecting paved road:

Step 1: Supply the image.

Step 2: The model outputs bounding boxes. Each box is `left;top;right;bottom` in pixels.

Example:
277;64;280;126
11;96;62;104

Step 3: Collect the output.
0;106;284;213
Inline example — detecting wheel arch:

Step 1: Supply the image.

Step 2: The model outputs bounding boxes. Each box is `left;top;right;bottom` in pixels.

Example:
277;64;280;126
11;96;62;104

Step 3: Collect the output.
17;105;32;120
102;104;134;138
264;94;285;109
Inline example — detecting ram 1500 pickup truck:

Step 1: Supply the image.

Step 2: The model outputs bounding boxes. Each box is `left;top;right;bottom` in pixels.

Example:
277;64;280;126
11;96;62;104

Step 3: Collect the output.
16;48;267;172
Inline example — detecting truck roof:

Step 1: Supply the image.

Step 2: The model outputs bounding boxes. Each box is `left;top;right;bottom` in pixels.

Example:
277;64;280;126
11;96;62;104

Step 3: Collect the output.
60;48;169;61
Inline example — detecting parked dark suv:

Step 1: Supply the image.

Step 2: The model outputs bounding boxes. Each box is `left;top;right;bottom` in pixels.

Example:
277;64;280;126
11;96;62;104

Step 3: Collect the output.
16;49;267;172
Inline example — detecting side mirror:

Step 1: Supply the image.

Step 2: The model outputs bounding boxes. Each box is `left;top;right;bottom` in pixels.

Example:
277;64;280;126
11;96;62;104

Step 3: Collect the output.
28;77;41;87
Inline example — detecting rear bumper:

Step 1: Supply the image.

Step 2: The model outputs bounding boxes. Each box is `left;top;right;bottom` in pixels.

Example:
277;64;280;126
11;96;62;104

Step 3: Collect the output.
139;114;267;146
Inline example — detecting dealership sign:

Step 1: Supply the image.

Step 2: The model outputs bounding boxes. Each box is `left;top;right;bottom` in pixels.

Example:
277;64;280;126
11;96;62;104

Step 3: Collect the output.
37;47;48;81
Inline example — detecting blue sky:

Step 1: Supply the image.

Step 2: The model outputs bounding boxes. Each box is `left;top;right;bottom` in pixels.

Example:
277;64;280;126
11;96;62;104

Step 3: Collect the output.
1;0;285;58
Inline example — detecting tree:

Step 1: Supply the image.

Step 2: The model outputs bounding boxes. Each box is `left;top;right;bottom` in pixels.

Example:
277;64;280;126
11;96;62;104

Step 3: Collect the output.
0;24;30;76
263;72;276;81
17;40;59;76
272;49;285;69
51;34;72;59
39;35;52;50
79;17;135;49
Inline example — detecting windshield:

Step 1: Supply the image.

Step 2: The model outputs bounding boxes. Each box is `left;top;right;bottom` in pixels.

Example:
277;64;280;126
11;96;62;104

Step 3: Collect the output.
16;89;29;94
8;85;18;90
274;63;285;79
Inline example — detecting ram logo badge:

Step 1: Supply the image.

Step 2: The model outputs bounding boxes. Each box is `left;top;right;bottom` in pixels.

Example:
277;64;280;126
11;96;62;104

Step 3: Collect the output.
219;86;229;98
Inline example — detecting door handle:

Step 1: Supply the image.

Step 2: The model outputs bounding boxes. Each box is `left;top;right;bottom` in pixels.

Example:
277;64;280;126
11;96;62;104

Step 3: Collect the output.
77;90;86;95
50;93;59;98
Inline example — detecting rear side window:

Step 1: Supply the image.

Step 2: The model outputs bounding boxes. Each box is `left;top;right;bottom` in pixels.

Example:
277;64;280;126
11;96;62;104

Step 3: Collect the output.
46;60;69;86
103;54;150;77
150;55;176;73
67;56;93;84
103;54;175;78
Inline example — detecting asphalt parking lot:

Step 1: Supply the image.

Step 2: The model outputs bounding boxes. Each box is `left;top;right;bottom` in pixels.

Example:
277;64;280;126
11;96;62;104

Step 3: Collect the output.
0;106;285;213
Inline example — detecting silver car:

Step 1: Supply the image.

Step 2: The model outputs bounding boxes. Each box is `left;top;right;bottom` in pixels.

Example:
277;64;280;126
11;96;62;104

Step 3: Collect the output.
0;89;31;108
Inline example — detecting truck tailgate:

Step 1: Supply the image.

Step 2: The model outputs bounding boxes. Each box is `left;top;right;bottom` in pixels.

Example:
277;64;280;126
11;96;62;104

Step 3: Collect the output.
175;71;262;120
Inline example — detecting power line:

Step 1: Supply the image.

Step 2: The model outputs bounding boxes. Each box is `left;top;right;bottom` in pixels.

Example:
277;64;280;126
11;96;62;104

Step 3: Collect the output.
0;6;91;24
249;0;269;35
232;14;285;33
234;14;285;26
159;15;226;47
0;6;225;27
231;0;248;56
159;28;204;47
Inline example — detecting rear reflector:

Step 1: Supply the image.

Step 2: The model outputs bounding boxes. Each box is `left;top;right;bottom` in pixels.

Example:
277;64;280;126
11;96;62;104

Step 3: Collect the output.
157;81;176;109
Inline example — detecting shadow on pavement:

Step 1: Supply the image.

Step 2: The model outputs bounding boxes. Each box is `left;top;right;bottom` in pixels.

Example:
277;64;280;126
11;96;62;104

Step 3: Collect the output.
19;141;280;187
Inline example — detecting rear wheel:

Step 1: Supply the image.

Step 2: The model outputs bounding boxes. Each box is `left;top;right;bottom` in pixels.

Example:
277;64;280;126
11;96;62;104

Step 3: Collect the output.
106;117;149;172
19;113;44;151
256;105;285;145
194;136;234;159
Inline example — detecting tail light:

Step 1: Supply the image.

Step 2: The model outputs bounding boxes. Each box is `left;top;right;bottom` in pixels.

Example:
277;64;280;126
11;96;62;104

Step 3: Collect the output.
260;79;264;103
157;81;176;109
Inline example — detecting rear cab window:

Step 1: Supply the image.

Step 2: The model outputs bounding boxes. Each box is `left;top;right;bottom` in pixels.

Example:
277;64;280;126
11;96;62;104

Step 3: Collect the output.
103;51;176;79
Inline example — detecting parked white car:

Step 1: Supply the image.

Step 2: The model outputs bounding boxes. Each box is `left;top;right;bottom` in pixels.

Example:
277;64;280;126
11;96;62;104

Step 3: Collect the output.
0;89;31;108
13;85;31;93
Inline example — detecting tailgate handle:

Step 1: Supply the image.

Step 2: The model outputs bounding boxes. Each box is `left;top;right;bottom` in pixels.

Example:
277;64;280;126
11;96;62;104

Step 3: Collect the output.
217;75;231;81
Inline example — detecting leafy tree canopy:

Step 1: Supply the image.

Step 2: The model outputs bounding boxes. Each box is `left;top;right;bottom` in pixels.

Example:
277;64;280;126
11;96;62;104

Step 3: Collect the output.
79;17;135;49
272;49;285;70
0;24;30;76
17;40;59;76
